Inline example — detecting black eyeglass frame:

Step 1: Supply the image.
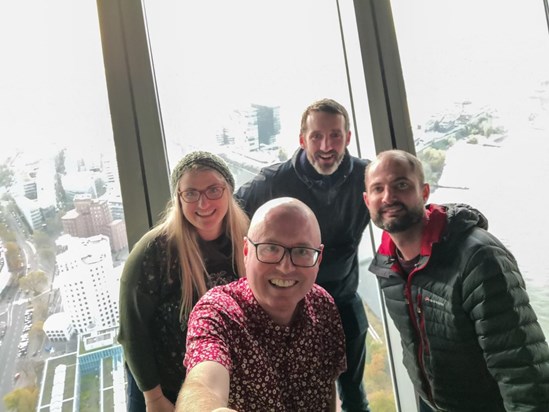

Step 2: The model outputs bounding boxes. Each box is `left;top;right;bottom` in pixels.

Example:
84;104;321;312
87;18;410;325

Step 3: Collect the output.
178;185;226;203
247;238;322;268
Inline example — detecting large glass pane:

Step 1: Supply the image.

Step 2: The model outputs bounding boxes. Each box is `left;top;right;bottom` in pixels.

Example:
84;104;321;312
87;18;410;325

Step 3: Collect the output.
392;0;549;339
144;0;394;409
0;2;128;410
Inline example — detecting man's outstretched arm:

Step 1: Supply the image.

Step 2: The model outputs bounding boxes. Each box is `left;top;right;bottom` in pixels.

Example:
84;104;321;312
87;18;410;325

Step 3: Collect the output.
175;361;235;412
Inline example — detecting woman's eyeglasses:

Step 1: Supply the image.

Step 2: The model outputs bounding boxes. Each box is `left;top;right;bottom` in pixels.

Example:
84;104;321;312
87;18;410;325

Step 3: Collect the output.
179;186;226;203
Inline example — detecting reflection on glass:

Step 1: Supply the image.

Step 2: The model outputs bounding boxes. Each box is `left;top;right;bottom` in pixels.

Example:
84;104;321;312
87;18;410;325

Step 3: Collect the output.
144;0;393;409
0;2;128;410
392;0;549;334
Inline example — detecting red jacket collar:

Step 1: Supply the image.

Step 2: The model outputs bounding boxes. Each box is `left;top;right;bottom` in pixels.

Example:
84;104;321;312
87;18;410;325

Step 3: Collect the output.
377;204;448;258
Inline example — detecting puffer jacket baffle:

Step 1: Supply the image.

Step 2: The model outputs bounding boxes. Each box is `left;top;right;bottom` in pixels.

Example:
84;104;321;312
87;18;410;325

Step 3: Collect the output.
369;203;549;412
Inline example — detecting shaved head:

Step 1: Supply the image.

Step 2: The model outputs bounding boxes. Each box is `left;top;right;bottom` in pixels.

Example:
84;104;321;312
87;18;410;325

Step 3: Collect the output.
244;197;323;326
365;149;425;189
248;197;321;244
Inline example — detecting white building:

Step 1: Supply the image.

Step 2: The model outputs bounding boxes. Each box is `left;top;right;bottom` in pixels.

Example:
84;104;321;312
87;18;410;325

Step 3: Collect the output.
43;312;74;342
56;235;118;333
35;157;58;210
61;171;97;200
12;195;44;230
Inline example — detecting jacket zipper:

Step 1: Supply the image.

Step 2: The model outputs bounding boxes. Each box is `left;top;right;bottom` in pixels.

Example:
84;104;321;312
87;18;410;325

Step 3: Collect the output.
405;263;436;408
417;294;430;356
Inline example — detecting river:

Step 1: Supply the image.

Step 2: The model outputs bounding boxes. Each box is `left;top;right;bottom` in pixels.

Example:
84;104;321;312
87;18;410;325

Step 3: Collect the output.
429;120;549;334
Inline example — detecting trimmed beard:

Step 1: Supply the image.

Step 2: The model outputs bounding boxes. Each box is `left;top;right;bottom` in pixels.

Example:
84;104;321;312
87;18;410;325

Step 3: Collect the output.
373;203;424;233
310;151;345;176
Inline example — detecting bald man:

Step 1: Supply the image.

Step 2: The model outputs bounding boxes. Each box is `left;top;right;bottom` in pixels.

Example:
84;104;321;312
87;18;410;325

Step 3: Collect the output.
176;198;346;412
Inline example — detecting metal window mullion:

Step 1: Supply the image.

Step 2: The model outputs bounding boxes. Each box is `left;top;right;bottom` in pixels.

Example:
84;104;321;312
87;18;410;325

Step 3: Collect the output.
353;0;415;155
96;0;170;248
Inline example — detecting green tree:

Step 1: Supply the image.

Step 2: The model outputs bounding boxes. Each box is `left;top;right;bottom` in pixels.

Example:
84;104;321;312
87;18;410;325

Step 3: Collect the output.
19;270;47;295
5;242;23;272
0;164;15;189
418;147;446;186
43;213;63;237
32;295;49;321
3;386;38;412
368;391;397;412
0;222;16;242
363;303;396;412
33;230;53;250
54;173;67;211
30;320;45;342
33;230;56;268
55;149;66;174
95;177;107;197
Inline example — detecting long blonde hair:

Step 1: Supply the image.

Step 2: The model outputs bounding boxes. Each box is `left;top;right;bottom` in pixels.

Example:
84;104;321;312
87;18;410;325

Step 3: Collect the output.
151;165;249;321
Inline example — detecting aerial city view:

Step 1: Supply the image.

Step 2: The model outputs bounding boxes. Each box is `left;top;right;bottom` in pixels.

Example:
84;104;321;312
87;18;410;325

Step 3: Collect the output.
1;74;547;411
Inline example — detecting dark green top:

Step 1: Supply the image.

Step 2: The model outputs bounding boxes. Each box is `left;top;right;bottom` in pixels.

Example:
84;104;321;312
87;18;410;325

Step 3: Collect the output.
118;230;238;394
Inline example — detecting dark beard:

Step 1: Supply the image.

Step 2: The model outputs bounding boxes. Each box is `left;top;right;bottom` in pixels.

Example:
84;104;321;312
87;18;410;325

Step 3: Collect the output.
373;203;424;233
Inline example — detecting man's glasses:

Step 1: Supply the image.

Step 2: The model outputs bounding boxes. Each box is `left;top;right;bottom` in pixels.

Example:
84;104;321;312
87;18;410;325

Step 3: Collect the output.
247;239;322;268
179;186;226;203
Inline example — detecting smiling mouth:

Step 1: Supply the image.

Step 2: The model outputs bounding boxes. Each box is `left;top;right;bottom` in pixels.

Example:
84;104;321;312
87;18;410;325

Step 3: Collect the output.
318;153;335;161
269;279;297;288
384;207;402;213
196;209;215;217
381;204;405;215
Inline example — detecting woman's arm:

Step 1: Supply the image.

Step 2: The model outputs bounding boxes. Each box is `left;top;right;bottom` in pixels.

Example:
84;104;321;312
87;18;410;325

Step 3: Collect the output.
119;233;164;392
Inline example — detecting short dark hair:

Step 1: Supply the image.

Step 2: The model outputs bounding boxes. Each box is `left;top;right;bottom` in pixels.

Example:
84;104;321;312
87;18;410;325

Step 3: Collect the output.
365;150;425;188
300;98;350;134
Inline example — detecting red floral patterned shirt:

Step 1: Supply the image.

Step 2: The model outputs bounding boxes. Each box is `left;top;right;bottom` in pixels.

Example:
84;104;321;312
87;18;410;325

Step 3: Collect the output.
184;278;346;411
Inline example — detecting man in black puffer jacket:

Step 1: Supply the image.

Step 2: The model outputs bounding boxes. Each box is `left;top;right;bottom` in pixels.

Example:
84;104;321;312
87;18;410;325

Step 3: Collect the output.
236;98;371;412
364;149;549;411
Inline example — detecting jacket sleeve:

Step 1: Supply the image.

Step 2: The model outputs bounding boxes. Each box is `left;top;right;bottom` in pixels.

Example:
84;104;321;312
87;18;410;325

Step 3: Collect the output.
118;233;163;392
462;243;549;410
234;168;273;218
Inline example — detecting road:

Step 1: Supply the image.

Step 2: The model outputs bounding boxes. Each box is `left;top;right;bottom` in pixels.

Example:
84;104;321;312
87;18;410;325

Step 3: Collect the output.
0;204;48;402
0;292;31;400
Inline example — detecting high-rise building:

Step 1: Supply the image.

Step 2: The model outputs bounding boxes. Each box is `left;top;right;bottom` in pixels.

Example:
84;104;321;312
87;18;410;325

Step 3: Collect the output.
56;235;118;333
252;104;281;149
61;195;128;252
216;103;281;151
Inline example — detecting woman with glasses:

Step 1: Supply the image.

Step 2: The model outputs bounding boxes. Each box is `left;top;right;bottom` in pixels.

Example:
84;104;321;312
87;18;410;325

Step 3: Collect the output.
118;151;249;412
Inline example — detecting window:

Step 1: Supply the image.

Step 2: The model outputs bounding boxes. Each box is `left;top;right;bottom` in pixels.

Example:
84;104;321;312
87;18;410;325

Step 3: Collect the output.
144;0;392;409
0;2;128;410
392;0;549;335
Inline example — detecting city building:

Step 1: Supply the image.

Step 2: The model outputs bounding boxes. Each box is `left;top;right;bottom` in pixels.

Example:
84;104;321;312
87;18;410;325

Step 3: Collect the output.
37;326;125;412
43;312;75;342
61;195;128;252
61;171;97;202
56;235;118;334
12;195;44;230
105;192;124;221
216;103;281;152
